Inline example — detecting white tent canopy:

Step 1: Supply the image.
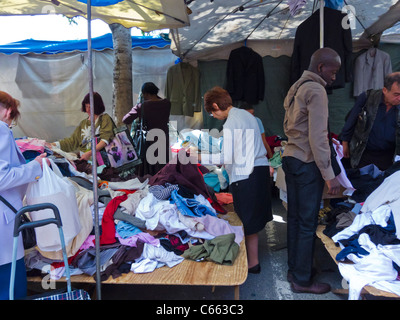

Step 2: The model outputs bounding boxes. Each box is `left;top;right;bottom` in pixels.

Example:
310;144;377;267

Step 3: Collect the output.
0;0;192;141
1;0;189;31
170;0;400;61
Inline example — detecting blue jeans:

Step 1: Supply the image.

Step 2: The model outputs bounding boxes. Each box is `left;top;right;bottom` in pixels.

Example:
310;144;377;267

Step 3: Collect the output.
282;156;324;286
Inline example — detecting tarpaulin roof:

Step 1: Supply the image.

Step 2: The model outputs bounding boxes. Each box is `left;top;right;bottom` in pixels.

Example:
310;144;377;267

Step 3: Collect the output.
0;33;170;55
170;0;400;61
0;0;190;32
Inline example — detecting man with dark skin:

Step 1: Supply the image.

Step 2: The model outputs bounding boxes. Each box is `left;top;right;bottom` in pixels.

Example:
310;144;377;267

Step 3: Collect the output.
282;47;341;294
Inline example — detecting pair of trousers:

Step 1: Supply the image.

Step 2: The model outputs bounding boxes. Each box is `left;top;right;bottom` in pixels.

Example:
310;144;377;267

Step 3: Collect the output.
282;156;324;286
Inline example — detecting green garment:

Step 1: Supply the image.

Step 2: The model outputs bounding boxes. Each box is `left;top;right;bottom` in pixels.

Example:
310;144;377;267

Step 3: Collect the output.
165;62;201;117
182;233;239;266
269;151;282;169
59;113;115;153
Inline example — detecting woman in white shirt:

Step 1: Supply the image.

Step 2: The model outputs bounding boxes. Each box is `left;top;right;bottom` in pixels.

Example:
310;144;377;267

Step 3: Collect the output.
200;86;272;273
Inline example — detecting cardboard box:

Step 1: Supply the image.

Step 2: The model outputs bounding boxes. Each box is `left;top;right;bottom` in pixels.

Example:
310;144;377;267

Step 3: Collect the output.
275;166;346;199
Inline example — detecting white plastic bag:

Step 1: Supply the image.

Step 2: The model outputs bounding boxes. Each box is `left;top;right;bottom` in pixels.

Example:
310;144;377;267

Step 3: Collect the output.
26;158;81;252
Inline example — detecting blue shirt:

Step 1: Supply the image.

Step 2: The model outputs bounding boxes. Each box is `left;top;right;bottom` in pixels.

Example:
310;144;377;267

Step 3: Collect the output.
341;91;397;152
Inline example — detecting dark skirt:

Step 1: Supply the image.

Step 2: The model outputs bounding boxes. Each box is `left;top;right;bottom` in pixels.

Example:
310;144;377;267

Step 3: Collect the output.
230;165;272;235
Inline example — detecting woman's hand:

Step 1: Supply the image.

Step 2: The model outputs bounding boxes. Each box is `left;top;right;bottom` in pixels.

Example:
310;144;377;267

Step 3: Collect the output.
34;153;50;168
80;151;92;161
44;142;56;149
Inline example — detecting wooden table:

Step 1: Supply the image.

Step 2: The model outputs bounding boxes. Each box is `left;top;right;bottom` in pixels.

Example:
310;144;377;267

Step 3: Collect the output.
316;225;400;299
27;206;248;300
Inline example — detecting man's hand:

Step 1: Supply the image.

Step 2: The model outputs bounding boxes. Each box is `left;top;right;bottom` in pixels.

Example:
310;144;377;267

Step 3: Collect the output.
342;141;350;158
326;177;341;195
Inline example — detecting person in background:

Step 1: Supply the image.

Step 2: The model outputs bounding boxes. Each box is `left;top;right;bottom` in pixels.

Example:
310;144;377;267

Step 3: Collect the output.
47;92;115;162
282;47;341;294
239;102;274;159
0;91;48;300
123;82;171;176
200;86;272;274
340;72;400;171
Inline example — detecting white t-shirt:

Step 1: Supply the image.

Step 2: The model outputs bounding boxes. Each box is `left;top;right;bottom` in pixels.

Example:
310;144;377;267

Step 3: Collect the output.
201;107;268;184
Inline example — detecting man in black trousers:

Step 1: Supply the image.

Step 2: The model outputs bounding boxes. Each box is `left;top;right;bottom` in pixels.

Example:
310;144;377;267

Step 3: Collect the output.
282;48;341;294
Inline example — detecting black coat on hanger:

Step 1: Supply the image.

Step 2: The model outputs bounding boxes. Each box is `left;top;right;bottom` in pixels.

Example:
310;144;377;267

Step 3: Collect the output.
226;46;265;105
290;7;353;89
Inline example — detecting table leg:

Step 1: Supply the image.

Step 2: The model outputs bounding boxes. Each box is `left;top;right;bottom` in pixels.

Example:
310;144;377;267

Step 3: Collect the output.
234;285;240;300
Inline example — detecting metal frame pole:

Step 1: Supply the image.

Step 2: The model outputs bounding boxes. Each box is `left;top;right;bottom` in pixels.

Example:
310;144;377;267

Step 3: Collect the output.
87;0;102;300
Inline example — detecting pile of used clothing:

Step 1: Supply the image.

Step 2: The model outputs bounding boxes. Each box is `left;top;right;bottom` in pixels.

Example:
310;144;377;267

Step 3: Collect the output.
322;168;400;300
20;143;244;282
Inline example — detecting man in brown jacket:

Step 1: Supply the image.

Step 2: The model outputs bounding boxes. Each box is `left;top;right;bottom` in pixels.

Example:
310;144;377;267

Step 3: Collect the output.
282;47;341;294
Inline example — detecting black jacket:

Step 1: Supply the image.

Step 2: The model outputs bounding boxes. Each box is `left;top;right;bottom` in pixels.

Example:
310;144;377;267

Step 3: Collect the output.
226;46;265;105
290;7;353;89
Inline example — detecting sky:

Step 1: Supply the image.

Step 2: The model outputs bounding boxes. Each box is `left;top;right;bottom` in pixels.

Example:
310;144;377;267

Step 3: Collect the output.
0;15;152;45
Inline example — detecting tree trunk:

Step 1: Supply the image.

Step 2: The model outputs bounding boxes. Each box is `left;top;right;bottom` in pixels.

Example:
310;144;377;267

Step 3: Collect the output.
109;23;133;126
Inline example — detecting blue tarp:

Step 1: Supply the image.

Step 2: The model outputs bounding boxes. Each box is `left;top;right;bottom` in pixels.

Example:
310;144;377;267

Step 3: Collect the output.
77;0;124;5
0;33;170;55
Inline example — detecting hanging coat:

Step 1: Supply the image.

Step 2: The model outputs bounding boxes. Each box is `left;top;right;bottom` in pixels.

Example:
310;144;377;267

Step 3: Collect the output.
226;46;265;105
290;7;353;89
165;62;201;117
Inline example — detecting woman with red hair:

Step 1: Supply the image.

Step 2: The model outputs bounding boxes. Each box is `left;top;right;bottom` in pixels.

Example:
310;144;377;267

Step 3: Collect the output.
0;91;48;299
200;86;272;274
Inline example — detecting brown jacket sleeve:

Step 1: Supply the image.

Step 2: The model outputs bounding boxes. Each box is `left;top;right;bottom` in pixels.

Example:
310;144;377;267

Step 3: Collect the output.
307;88;335;181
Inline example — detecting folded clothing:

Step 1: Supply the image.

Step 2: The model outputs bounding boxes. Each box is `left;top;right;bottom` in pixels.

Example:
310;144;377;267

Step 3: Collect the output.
182;233;239;265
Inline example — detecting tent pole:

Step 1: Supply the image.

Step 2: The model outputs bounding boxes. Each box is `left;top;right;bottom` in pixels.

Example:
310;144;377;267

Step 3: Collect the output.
320;0;324;48
87;0;102;300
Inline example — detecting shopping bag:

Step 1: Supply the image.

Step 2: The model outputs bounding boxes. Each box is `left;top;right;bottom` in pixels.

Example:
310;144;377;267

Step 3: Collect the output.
132;124;147;160
102;128;139;168
32;288;91;300
131;103;147;160
26;159;81;252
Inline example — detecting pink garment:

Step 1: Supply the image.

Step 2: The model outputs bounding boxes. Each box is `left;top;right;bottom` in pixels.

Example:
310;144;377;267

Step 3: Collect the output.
116;232;160;248
80;235;96;250
193;214;244;244
16;138;46;153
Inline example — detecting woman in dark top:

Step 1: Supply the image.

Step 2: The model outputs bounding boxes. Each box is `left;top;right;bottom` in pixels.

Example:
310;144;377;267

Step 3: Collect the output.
123;82;171;176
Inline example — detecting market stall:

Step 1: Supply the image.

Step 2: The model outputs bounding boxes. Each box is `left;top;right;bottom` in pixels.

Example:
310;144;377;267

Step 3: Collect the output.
26;206;248;300
274;139;400;299
3;0;400;301
316;225;400;299
316;167;400;300
19;142;247;300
